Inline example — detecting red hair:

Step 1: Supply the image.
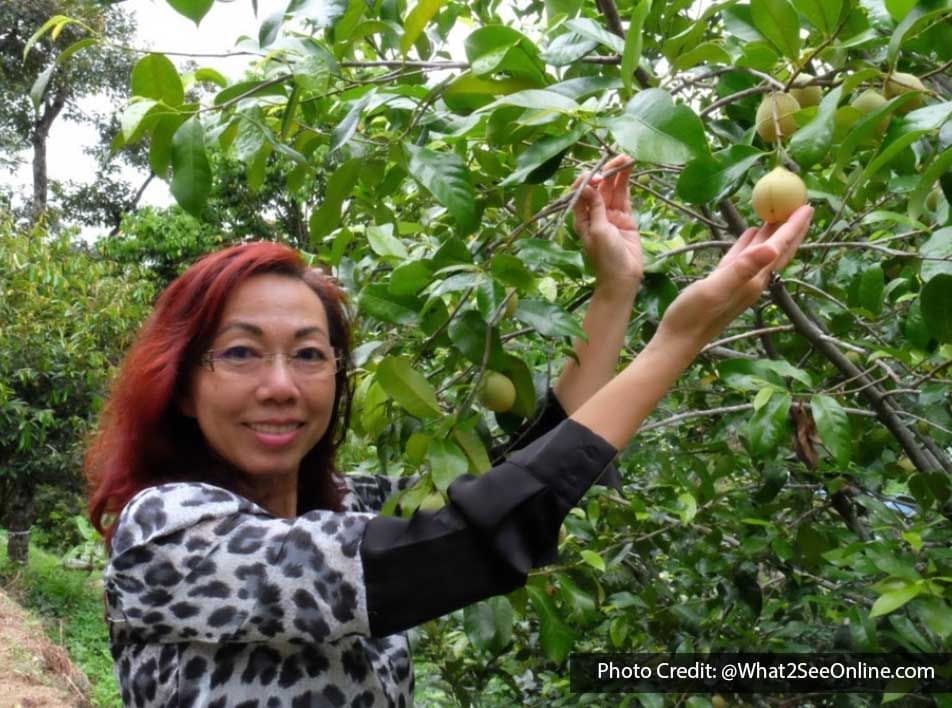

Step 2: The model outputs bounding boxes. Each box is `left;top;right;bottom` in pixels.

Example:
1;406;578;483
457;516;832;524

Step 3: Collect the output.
85;242;354;547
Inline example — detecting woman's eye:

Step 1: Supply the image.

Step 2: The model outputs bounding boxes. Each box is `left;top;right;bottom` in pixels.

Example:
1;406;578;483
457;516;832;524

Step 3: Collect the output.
221;346;258;360
295;347;329;361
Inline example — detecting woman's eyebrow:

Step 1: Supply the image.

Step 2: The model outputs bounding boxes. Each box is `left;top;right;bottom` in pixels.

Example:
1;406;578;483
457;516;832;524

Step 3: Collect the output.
217;321;328;339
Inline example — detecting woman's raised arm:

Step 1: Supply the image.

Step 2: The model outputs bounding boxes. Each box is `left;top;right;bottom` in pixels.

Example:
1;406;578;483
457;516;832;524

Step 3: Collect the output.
569;204;814;450
554;155;643;414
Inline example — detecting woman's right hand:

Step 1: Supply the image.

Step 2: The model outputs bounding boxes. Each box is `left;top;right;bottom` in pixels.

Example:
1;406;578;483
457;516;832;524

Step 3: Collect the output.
657;205;813;348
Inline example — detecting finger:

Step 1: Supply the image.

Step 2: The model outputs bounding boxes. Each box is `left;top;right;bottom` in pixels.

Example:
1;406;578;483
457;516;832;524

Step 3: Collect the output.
728;242;778;287
717;226;760;271
583;185;609;231
766;205;814;271
597;175;614;211
572;188;591;231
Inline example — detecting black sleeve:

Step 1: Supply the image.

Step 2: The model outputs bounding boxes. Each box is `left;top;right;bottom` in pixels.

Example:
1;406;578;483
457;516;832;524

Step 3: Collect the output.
489;387;623;493
362;417;618;636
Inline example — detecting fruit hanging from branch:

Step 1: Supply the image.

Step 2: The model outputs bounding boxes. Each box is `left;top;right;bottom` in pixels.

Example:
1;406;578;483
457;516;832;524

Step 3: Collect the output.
751;167;808;223
755;92;800;143
790;74;822;108
478;371;517;413
884;72;925;113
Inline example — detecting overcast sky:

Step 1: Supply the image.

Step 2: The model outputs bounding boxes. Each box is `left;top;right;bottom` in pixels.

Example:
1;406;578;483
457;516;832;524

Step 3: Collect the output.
8;0;286;226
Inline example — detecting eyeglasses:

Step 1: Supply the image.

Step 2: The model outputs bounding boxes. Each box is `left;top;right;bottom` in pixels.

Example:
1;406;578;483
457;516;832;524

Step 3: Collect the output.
200;346;342;378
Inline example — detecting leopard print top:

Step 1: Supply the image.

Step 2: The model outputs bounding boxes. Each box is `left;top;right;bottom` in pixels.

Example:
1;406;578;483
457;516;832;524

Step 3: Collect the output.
103;392;619;707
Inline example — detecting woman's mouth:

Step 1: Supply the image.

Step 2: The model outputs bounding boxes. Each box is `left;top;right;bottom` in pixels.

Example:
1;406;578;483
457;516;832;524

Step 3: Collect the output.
244;422;304;447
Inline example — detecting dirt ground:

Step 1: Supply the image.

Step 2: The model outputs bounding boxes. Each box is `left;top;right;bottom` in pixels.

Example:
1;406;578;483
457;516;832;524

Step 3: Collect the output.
0;587;91;707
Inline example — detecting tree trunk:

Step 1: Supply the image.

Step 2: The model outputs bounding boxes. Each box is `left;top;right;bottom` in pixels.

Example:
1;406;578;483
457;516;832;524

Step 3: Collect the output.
30;84;67;224
6;476;35;564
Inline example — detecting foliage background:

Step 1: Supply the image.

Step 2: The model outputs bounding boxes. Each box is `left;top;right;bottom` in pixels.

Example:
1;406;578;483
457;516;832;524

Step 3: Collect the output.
3;0;952;704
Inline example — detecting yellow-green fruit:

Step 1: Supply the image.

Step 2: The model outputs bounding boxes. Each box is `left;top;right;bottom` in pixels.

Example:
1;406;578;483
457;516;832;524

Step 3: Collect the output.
503;291;519;319
926;188;941;211
751;167;808;223
712;696;728;708
852;89;886;114
637;173;650;186
790;74;822;108
850;89;890;133
885;72;925;113
419;492;444;511
845;350;862;365
479;372;516;413
755;92;800;143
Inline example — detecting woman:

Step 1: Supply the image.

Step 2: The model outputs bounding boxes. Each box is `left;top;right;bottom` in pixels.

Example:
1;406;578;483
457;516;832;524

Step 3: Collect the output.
86;156;813;707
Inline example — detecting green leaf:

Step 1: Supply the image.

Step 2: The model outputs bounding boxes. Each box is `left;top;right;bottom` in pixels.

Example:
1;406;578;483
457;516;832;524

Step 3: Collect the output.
54;37;97;66
513;299;586;339
29;65;55;111
360;284;420;325
288;0;349;28
405;143;478;234
170;117;211;217
887;6;949;68
526;584;576;663
750;0;801;60
465;25;545;84
194;67;228;87
921;273;952;343
213;79;287;106
443;73;538;112
671;42;731;71
132;54;184;106
621;0;650;97
401;0;444;55
309;159;360;241
919;227;952;283
330;91;374;153
390;261;434;296
259;8;284;47
580;549;605;571
792;0;842;34
675;145;764;204
427;438;469;490
789;86;843;169
478;89;579;114
500;125;589;187
376;356;441;419
565;17;625;53
464;597;513;655
447;310;507;369
909;147;952;220
540;31;598;66
367;224;409;260
23;15;72;59
605;89;709;165
166;0;215;24
869;583;922;618
149;113;188;179
914;597;952;640
811;394;851;467
858;264;884;315
120;98;159;142
746;390;791;457
452;427;491;474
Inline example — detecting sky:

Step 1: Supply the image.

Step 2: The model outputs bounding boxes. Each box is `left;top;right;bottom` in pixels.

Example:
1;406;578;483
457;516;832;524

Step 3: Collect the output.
7;0;287;226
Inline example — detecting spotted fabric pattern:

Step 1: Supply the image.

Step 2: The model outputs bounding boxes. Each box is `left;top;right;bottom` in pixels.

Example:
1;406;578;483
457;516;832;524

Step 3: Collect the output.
104;476;416;708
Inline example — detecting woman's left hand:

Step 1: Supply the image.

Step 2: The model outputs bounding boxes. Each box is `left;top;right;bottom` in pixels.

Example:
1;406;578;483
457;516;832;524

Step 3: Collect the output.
571;154;643;296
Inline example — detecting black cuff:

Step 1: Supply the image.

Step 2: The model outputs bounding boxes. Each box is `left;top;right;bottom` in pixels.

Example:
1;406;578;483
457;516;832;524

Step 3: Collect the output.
361;419;618;637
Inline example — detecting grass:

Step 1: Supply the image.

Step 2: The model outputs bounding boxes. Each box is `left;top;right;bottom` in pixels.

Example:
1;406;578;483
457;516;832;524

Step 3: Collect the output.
0;530;120;708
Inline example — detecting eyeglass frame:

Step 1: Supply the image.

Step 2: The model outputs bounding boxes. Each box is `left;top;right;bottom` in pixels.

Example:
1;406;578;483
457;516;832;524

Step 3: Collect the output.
198;346;344;377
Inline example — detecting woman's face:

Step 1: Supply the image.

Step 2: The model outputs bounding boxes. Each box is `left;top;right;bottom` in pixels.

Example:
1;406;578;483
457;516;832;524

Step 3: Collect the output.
180;273;337;481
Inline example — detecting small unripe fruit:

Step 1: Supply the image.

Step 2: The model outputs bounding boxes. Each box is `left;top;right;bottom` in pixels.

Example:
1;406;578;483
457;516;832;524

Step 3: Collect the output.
751;167;807;223
897;456;916;474
845;350;862;365
790;74;822;108
755;92;800;143
926;187;941;211
479;372;516;413
637;173;650;186
884;72;925;113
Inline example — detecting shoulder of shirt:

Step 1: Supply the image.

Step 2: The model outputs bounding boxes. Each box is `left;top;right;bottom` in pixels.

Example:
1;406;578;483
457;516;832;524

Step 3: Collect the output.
110;482;272;557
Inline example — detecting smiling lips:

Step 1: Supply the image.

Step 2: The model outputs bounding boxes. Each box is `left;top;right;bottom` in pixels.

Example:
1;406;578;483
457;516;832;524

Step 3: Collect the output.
245;422;304;447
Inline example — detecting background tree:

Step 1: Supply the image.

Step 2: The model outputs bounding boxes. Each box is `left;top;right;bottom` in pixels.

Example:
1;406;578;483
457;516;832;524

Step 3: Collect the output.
31;0;952;703
2;0;137;224
0;218;155;563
